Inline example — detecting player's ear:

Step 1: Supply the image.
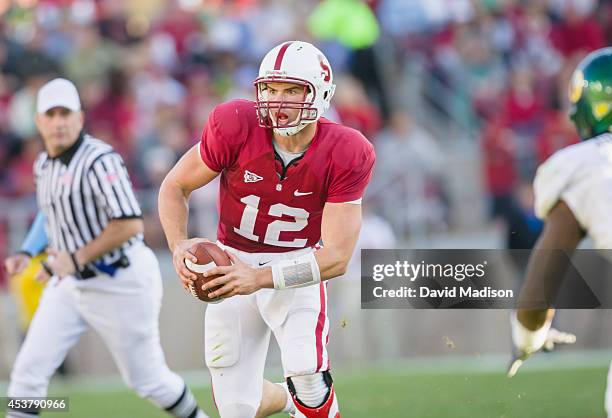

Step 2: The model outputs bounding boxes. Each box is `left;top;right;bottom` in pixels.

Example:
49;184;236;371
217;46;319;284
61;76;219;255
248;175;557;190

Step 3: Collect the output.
77;110;85;127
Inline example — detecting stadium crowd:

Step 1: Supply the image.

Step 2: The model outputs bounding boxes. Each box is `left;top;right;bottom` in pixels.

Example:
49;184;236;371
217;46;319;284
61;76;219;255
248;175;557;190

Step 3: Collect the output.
0;0;611;283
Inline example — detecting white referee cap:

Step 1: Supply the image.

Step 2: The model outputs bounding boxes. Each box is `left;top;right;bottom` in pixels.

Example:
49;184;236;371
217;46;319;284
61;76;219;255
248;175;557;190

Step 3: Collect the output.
36;78;81;114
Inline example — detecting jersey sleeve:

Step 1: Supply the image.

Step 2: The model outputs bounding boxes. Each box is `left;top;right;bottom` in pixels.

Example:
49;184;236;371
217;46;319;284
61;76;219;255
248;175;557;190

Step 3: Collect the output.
19;212;48;256
534;137;612;248
327;138;376;204
573;176;612;249
199;100;248;172
534;145;589;219
534;144;600;232
88;152;143;219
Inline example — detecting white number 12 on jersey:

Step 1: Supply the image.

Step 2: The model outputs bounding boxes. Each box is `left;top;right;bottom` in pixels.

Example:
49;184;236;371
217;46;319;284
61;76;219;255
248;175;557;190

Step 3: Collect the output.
234;194;309;247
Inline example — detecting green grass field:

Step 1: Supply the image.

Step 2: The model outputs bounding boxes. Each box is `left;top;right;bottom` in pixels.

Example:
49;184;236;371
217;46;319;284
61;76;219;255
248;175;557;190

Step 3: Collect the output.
3;353;609;418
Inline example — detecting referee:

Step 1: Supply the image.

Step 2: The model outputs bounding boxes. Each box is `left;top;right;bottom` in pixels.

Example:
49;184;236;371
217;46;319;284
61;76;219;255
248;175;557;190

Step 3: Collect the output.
3;78;208;418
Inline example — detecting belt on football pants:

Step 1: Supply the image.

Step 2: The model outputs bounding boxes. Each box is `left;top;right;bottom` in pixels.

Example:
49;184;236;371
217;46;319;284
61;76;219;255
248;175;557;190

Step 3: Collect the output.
78;254;131;279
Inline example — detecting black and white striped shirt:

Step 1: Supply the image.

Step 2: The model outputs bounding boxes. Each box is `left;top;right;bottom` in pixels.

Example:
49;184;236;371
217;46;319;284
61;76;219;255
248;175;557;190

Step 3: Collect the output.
34;133;143;264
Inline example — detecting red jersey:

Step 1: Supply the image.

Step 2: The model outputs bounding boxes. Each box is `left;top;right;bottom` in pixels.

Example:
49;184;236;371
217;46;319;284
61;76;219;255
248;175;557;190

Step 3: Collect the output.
199;99;376;253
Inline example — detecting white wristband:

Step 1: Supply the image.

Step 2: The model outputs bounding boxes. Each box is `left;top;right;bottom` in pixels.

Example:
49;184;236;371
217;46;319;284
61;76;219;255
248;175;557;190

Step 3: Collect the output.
271;252;321;290
510;311;552;354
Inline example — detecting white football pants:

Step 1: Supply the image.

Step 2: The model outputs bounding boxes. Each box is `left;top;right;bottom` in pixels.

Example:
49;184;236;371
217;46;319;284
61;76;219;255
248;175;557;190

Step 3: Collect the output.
7;244;185;410
206;244;331;418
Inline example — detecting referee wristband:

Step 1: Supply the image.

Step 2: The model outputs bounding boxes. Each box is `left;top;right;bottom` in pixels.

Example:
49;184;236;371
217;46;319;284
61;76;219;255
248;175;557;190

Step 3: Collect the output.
40;261;54;276
70;252;83;279
271;252;321;290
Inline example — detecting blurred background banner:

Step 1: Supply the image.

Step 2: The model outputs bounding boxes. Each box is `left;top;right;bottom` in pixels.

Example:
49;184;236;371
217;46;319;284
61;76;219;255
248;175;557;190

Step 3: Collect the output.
1;0;612;416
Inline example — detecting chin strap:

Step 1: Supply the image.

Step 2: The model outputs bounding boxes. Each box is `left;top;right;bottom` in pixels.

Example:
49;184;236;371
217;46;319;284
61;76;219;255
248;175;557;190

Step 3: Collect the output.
273;122;309;137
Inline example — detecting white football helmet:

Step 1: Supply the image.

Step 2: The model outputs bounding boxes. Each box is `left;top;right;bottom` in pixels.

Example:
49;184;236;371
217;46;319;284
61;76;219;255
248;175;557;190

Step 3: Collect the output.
254;41;336;136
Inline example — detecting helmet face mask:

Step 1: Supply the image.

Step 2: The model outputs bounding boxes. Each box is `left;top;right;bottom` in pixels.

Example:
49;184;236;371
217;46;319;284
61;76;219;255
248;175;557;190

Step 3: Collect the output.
568;47;612;140
254;41;336;136
254;78;318;135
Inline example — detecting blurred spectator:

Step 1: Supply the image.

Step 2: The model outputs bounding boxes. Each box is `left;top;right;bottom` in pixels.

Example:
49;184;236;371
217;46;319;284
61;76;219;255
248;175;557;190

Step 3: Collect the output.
519;3;563;78
600;0;612;44
244;0;298;60
132;61;186;140
481;117;517;221
549;0;605;59
140;146;176;189
134;105;194;191
155;4;201;58
505;182;543;250
6;139;42;197
501;66;546;178
505;182;544;277
437;24;507;125
8;30;60;81
183;69;218;140
378;0;435;36
374;110;447;235
308;0;379;50
535;96;579;164
309;0;390;119
7;76;46;140
333;75;382;140
64;25;120;87
503;66;545;134
88;68;136;161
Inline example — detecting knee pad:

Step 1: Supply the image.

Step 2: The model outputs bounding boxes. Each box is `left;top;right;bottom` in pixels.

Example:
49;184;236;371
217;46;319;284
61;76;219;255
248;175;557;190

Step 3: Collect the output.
205;306;241;368
217;402;257;418
287;371;340;418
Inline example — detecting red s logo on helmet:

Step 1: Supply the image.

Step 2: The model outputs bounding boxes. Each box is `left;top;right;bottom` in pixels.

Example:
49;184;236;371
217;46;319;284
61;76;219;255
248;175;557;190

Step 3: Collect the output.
319;58;331;82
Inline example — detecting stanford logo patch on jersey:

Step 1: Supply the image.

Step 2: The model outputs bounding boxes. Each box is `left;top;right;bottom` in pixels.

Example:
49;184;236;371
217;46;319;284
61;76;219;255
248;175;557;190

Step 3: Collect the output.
244;170;263;183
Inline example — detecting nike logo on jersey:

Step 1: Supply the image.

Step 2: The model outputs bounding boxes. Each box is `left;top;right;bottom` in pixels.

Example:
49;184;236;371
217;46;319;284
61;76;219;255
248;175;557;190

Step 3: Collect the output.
258;260;271;266
244;170;263;183
294;190;313;197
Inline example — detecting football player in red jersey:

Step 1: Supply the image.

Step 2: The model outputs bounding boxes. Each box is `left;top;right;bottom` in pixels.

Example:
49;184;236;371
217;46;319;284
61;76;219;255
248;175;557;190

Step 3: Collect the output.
159;41;375;418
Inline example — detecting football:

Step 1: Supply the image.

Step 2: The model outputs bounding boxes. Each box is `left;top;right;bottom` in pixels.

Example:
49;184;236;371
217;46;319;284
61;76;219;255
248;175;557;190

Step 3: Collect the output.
184;241;231;303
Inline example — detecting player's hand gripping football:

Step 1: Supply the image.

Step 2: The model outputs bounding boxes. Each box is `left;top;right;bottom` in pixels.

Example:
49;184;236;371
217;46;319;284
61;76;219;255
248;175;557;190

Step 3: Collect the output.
508;312;576;377
172;238;211;291
201;252;265;299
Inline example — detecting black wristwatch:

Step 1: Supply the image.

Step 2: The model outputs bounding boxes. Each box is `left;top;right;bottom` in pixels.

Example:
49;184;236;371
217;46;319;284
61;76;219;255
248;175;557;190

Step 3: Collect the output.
40;261;54;276
70;252;83;280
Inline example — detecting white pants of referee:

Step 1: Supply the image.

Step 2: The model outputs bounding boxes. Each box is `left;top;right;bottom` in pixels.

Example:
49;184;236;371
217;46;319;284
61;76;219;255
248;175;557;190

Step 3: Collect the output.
206;244;331;418
7;244;187;415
